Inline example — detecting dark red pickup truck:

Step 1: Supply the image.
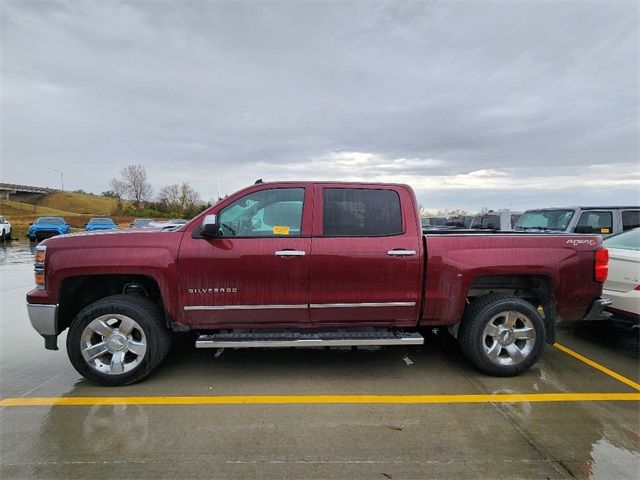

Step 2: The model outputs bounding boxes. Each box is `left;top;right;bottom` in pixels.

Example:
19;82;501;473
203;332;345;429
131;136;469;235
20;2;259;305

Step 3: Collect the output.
26;181;610;385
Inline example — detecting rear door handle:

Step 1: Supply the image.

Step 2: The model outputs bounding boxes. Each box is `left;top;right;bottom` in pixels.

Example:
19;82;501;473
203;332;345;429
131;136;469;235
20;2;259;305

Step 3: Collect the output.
275;250;306;256
387;249;416;256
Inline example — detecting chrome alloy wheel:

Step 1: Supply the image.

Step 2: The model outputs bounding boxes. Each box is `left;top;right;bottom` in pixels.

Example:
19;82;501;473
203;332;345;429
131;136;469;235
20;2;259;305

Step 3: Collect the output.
80;314;147;375
482;310;536;366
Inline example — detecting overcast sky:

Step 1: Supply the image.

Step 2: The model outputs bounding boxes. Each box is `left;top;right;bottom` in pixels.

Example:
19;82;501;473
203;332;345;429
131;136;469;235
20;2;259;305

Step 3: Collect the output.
2;1;638;212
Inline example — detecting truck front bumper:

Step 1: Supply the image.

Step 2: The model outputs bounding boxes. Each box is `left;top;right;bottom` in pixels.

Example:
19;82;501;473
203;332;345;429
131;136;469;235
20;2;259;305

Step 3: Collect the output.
582;298;613;321
27;303;59;350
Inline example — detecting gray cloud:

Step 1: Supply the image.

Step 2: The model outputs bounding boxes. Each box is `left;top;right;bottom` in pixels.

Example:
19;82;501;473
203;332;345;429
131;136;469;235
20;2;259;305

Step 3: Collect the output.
1;1;638;211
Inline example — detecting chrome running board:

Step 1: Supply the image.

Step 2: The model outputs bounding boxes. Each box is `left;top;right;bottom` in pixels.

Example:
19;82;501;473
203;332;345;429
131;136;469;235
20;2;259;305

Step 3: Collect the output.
196;330;424;349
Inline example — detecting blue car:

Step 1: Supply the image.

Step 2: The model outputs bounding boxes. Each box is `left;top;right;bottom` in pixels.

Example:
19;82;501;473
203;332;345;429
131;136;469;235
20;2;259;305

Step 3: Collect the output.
85;217;117;232
28;216;71;242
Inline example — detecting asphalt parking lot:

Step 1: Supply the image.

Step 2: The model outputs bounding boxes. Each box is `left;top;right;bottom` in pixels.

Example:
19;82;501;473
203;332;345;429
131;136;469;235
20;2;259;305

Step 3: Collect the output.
1;242;638;479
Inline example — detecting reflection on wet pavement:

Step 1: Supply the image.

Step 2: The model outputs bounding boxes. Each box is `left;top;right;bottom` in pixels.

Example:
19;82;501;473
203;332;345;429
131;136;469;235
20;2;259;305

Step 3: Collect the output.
1;243;638;479
0;241;36;266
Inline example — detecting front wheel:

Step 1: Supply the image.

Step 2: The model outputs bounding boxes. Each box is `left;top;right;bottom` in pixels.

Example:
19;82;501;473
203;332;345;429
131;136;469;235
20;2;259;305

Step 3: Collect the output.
66;294;171;386
458;293;546;376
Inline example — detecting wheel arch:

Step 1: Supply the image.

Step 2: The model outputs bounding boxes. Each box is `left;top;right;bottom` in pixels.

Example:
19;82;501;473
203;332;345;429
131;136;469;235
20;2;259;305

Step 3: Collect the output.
57;274;173;333
465;274;556;344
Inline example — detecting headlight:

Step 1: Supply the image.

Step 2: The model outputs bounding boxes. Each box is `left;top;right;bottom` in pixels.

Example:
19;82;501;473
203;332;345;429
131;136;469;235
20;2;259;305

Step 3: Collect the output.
34;245;46;288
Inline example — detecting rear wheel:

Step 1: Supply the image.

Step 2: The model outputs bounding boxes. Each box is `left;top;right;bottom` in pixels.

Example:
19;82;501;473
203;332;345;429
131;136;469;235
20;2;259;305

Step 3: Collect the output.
66;294;171;386
458;293;546;376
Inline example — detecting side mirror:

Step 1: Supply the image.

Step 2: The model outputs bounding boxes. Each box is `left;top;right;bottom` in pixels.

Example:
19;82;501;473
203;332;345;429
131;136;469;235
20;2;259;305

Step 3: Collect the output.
84;223;88;227
29;222;33;226
201;214;219;237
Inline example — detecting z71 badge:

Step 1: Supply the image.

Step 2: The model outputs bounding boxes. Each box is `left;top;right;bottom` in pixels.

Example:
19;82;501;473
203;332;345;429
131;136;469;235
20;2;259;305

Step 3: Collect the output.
188;288;238;294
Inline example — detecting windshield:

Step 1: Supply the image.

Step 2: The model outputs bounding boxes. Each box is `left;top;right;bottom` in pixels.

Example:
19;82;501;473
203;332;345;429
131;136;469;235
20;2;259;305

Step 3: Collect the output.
604;228;640;251
89;218;115;225
516;209;575;231
35;217;64;225
133;219;153;226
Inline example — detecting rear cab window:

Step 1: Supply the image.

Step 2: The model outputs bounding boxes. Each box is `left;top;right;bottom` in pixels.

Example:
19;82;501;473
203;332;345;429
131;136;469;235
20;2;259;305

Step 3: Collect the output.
322;188;403;236
472;214;500;229
604;228;640;251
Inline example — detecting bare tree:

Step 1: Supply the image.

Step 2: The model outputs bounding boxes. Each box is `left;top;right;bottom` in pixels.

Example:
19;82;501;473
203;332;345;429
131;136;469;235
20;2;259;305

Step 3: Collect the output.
178;182;201;213
109;178;127;209
157;184;181;212
158;182;202;217
119;165;152;208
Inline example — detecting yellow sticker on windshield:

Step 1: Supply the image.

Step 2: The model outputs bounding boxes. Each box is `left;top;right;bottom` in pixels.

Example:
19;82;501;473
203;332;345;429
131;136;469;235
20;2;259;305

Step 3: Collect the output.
600;228;610;234
273;225;290;235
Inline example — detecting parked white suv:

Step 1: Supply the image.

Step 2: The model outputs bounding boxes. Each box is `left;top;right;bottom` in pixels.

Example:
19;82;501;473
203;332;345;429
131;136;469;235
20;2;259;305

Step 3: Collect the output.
0;215;12;241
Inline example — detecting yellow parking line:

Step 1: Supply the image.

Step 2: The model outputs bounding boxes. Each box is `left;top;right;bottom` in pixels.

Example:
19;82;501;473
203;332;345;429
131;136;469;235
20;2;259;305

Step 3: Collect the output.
1;392;639;407
553;343;640;391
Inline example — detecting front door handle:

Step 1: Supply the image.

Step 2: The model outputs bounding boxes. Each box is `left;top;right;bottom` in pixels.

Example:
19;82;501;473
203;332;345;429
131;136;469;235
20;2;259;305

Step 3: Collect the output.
275;250;306;256
387;249;416;256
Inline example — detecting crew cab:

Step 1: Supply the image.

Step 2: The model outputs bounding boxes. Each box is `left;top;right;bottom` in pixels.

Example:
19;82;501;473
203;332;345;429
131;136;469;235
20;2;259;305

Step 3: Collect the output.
26;182;610;386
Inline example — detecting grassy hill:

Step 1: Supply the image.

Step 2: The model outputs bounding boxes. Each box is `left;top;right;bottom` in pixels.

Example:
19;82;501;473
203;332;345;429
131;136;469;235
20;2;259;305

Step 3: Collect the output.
40;191;120;214
0;199;71;216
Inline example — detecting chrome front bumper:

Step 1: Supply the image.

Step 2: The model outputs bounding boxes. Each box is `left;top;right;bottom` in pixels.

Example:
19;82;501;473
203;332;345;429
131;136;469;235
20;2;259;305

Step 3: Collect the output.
27;303;58;336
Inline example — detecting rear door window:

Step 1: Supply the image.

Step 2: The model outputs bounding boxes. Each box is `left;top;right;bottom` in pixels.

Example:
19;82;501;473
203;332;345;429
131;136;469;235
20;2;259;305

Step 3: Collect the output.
322;188;403;236
575;211;613;234
621;210;640;231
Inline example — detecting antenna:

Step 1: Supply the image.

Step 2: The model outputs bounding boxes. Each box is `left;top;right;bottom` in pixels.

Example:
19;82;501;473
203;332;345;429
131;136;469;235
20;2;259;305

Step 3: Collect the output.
254;179;264;184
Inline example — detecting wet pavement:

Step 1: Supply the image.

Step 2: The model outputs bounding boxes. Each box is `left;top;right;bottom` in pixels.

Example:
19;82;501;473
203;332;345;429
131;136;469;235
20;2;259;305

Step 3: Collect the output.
1;241;639;479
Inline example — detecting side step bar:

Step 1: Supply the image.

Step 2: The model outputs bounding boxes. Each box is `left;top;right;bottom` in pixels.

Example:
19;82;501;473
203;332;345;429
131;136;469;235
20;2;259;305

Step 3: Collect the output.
196;331;424;349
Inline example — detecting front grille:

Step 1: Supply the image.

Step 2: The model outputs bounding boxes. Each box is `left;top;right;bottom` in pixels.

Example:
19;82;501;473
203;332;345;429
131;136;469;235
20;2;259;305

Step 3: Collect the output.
35;230;60;239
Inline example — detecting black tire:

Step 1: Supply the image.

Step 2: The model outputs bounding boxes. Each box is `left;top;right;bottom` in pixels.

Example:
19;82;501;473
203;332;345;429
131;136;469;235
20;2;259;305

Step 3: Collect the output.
66;294;171;386
6;229;11;240
29;235;36;242
0;230;4;242
458;293;546;376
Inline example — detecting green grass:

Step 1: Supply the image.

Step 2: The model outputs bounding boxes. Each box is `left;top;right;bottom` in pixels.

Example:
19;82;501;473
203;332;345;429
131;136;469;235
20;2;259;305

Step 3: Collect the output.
40;191;123;214
0;199;72;216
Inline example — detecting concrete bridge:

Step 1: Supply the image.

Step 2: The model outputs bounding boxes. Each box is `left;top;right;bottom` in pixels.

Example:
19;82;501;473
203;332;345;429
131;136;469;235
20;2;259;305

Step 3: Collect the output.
0;183;57;201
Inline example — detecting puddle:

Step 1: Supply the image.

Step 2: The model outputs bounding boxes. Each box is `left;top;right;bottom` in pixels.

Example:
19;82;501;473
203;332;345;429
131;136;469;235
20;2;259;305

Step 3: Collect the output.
587;437;640;479
0;242;36;266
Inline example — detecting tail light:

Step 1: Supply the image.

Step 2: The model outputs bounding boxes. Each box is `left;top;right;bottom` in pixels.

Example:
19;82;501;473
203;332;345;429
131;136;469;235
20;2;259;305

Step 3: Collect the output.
594;248;608;283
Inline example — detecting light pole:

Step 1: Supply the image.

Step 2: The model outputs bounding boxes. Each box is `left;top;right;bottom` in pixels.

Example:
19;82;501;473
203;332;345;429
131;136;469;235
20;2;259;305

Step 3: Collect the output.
51;168;64;191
